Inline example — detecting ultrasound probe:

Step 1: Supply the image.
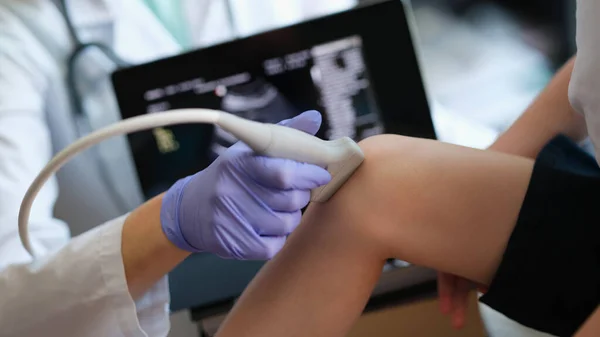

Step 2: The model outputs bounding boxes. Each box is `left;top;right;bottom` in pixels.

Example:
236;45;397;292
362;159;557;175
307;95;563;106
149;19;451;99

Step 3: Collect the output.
19;109;365;257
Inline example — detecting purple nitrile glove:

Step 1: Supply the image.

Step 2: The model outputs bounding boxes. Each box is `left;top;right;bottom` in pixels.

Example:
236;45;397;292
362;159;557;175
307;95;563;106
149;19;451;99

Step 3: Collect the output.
160;110;332;260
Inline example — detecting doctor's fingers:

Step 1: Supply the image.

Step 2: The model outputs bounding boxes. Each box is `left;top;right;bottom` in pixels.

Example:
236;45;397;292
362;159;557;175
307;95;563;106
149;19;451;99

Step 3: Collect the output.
249;209;303;237
241;156;331;190
277;110;323;135
252;236;288;260
250;183;311;212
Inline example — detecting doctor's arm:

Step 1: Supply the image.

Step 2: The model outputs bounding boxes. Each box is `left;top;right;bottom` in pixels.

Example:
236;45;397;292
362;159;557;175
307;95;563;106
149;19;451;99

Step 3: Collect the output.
0;44;327;333
124;110;331;298
122;195;189;298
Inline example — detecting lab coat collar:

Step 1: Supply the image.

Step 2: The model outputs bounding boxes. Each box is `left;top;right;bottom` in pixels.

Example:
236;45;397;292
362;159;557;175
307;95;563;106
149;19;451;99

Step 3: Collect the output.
61;0;180;61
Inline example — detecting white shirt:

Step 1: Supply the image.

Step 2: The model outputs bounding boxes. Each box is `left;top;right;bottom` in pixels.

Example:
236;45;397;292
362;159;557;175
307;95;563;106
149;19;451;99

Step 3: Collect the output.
570;0;600;160
0;0;190;335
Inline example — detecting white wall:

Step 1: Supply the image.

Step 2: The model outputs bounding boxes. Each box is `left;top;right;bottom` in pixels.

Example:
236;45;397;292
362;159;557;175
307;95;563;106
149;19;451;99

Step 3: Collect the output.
185;0;358;47
231;0;357;36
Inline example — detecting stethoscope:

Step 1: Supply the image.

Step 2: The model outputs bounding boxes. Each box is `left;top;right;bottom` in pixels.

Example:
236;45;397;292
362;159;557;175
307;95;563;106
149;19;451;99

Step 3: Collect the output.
57;0;130;118
56;0;238;117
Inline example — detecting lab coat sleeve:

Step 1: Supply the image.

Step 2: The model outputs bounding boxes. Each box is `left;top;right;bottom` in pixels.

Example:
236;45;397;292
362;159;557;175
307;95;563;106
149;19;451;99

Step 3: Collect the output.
0;3;170;336
0;216;171;337
0;1;70;269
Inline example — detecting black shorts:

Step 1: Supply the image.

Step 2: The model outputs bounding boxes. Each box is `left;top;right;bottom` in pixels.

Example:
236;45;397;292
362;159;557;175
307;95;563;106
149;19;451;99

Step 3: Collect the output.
479;135;600;337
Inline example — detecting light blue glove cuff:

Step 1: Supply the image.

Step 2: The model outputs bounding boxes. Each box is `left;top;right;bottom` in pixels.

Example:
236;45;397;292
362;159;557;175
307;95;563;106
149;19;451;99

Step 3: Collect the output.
160;175;202;252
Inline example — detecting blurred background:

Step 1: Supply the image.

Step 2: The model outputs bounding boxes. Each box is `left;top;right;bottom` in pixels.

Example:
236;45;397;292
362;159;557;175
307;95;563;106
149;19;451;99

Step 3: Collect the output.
177;0;574;148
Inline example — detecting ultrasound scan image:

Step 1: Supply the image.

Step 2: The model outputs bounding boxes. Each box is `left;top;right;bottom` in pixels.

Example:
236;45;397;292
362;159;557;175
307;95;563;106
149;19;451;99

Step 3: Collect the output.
211;78;299;156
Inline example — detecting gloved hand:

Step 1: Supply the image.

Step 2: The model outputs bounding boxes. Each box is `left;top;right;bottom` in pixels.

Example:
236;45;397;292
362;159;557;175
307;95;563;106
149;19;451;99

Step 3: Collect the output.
161;110;331;260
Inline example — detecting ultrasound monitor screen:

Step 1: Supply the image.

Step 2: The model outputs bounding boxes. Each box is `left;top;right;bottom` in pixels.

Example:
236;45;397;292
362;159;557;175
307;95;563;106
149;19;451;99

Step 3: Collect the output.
119;35;385;199
112;0;435;313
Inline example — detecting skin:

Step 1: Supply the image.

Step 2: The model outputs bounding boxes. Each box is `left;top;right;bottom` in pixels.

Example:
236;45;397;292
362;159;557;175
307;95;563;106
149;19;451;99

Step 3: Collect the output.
439;55;588;329
121;195;190;299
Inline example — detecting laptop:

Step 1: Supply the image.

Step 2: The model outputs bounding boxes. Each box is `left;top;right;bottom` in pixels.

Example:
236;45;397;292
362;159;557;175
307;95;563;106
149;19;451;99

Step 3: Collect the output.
112;0;436;314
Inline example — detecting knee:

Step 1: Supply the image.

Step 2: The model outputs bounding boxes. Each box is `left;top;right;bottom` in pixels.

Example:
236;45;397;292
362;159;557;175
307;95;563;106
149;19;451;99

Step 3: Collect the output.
353;134;438;231
309;134;438;257
357;134;431;163
326;134;532;270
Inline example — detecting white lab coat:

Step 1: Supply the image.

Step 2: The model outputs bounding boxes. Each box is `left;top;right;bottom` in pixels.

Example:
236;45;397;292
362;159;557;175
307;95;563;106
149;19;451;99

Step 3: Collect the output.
0;0;214;335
